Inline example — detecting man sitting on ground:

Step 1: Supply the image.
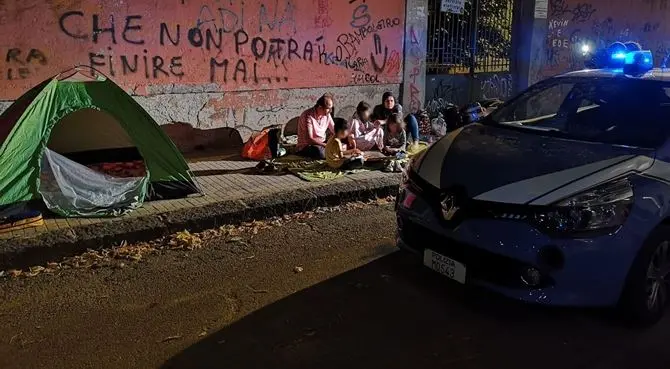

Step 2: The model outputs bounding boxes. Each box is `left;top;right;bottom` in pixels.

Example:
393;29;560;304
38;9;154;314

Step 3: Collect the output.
296;93;335;159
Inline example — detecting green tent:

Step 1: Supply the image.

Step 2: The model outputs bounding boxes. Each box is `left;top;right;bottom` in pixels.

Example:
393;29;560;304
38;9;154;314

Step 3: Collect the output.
0;67;201;217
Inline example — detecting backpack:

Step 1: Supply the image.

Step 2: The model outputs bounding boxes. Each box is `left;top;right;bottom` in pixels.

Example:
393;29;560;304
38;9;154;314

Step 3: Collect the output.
241;126;282;160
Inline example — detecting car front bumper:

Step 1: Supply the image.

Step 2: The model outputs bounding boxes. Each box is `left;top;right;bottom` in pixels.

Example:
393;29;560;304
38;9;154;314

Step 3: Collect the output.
395;186;650;307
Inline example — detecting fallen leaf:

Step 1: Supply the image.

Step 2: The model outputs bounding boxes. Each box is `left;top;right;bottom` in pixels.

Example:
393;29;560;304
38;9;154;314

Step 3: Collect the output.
246;285;269;294
376;197;390;205
228;237;243;243
294;266;304;273
198;331;207;337
29;266;45;274
168;230;202;250
8;270;21;278
158;335;183;343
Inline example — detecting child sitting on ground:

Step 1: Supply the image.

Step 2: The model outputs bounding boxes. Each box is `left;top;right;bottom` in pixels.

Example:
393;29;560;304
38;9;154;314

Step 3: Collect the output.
325;119;364;170
350;101;384;151
382;113;407;155
382;113;408;173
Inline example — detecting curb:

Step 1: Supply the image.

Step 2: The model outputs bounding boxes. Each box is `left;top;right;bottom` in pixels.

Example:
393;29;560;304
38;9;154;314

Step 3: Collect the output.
0;175;401;270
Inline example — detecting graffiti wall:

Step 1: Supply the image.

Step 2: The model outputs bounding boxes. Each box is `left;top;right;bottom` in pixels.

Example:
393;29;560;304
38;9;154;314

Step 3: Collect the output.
401;0;427;114
0;0;405;99
543;0;670;78
424;72;513;116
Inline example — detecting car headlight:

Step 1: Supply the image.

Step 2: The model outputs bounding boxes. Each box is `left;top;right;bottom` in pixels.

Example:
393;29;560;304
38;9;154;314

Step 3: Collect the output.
531;178;633;237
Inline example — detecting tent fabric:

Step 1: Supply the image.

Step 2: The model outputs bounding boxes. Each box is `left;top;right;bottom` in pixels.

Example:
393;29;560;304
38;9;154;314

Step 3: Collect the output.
0;73;201;213
40;148;148;217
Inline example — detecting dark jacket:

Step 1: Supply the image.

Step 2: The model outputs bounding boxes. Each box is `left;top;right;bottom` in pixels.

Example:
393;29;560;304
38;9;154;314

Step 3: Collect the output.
371;103;403;121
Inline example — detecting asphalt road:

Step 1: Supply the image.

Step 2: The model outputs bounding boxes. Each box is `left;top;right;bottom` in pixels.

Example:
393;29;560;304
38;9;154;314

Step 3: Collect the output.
2;203;670;369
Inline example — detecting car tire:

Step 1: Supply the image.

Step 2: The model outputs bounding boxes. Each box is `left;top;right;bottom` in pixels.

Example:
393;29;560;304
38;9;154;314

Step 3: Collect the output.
619;225;670;327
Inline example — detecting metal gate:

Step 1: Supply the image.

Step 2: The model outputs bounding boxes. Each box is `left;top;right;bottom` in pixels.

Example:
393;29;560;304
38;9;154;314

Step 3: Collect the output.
425;0;514;107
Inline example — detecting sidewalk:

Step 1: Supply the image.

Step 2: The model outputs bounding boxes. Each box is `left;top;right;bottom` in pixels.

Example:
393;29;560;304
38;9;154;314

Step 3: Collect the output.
0;156;401;270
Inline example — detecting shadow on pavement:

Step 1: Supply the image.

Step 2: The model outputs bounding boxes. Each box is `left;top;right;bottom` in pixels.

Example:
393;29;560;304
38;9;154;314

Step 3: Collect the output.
162;252;670;369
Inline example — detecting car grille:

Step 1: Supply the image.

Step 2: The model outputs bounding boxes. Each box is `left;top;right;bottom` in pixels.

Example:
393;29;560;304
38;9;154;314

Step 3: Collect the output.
406;168;547;230
398;217;552;289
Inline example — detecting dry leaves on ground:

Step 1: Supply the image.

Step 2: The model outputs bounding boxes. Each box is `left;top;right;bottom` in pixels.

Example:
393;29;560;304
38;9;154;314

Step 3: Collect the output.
168;231;203;250
1;196;395;279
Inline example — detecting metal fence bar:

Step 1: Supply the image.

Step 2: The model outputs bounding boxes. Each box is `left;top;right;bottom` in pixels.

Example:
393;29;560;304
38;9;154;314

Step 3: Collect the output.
426;0;514;75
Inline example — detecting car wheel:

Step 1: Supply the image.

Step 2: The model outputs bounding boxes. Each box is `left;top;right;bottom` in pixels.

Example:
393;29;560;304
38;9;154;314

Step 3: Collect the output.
620;226;670;327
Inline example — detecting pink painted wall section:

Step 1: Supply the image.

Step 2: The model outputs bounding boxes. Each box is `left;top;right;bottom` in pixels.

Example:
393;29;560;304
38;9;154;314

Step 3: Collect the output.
0;0;405;99
543;0;670;78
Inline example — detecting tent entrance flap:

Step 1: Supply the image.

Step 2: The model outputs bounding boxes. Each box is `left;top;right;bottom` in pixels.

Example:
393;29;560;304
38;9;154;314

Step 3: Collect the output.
39;149;149;217
0;76;200;211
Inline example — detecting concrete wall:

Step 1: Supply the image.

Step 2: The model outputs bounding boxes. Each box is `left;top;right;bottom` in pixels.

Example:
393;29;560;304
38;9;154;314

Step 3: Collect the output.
400;0;427;113
424;72;513;115
0;0;406;153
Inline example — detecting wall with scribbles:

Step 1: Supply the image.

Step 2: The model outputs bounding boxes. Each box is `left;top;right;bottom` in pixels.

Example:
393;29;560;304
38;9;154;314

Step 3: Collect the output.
541;0;670;78
0;0;406;148
0;0;405;96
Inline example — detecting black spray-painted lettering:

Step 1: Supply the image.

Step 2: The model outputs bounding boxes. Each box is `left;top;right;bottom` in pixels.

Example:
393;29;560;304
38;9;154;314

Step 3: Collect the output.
288;38;301;60
170;56;185;77
234;29;249;54
303;41;313;62
160;23;181;46
210;58;229;83
90;49;182;79
59;11;88;39
152;56;169;78
252;37;268;59
5;49;47;65
5;68;31;80
122;15;145;44
370;33;388;72
187;27;204;47
267;38;286;63
234;59;247;82
205;28;223;50
92;14;116;44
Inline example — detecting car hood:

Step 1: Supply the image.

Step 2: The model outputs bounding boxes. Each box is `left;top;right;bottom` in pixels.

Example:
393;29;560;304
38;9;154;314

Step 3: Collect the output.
415;123;655;205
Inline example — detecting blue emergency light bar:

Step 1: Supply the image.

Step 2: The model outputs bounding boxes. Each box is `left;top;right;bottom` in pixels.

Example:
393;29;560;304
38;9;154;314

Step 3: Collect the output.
622;50;653;74
603;41;653;74
624;50;653;66
611;52;627;60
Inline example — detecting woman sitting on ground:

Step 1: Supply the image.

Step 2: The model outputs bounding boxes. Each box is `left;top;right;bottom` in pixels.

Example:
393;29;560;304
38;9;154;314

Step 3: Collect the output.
371;91;419;145
325;119;364;170
382;113;407;155
350;101;384;151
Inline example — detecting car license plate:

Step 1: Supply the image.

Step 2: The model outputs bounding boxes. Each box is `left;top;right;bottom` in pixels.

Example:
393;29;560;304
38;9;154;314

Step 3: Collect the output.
423;249;466;284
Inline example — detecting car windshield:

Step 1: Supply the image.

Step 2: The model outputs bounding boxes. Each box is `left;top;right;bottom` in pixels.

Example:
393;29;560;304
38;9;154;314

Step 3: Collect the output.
486;76;670;148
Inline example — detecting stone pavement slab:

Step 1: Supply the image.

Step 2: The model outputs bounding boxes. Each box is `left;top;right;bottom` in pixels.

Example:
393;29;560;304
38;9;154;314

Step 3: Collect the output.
0;158;401;270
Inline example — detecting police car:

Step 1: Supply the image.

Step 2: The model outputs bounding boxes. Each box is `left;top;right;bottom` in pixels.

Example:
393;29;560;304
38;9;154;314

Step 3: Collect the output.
396;42;670;325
